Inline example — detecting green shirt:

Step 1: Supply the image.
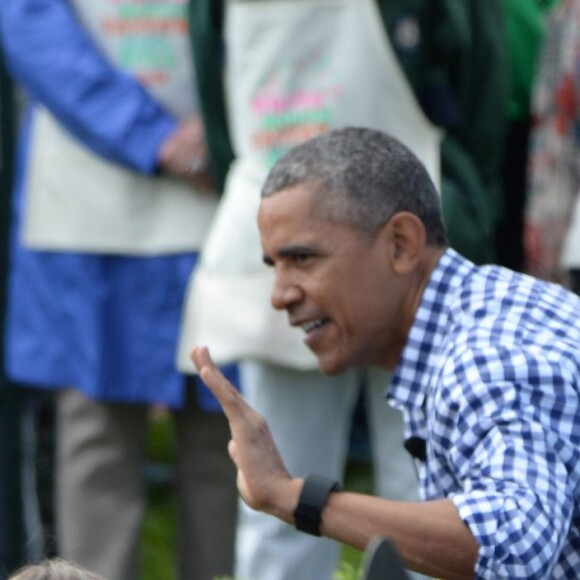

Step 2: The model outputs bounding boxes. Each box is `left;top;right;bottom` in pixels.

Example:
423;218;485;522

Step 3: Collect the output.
505;0;561;119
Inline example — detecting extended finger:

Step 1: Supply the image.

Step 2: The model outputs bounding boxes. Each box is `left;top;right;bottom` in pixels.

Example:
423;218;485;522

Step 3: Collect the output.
190;346;246;418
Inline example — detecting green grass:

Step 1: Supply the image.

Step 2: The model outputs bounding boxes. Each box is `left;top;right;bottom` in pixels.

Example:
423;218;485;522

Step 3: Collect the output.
142;413;372;580
143;411;177;580
143;485;177;580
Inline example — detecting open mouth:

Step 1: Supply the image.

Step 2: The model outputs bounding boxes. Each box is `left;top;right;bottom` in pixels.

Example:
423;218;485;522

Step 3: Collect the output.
300;318;328;334
300;319;331;350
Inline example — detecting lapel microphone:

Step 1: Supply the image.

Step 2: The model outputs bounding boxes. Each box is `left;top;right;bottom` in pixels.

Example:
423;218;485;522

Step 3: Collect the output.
404;436;426;462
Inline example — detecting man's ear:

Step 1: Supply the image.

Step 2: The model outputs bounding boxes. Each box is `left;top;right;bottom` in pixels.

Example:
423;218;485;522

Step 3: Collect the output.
382;212;426;274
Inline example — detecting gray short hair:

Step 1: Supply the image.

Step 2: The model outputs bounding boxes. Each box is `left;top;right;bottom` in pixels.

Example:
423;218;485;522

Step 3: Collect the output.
261;127;448;245
9;558;107;580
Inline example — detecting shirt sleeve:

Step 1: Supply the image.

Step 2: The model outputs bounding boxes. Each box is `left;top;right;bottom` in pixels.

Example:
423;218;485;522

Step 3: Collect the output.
438;344;579;578
0;0;177;173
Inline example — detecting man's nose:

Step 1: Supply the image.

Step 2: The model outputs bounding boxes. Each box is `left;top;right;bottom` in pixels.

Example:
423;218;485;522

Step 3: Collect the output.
270;272;301;310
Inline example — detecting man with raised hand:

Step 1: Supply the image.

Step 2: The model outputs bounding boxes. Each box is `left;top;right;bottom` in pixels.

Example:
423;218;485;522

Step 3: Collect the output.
192;127;580;580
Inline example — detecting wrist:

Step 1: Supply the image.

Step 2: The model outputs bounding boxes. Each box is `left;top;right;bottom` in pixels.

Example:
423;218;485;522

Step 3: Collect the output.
293;474;342;536
268;478;304;524
152;118;178;174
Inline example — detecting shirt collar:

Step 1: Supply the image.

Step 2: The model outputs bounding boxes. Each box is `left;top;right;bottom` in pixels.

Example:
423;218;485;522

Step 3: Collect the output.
388;248;474;415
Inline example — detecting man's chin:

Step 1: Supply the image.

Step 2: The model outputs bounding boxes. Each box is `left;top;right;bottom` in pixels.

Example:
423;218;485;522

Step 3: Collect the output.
316;355;349;376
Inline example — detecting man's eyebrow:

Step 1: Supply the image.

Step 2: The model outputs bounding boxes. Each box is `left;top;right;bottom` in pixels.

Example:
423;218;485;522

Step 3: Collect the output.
262;245;317;267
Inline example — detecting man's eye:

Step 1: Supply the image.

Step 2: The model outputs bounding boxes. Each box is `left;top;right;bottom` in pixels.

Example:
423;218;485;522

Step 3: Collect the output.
292;253;312;263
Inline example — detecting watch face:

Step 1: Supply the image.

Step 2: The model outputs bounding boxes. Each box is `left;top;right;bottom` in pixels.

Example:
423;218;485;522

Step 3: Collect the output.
362;537;410;580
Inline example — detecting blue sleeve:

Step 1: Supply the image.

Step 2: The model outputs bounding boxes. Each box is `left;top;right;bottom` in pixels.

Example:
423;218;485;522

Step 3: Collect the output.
0;0;177;173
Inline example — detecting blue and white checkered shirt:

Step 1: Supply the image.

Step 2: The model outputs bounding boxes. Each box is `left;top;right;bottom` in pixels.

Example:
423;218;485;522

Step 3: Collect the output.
388;249;580;579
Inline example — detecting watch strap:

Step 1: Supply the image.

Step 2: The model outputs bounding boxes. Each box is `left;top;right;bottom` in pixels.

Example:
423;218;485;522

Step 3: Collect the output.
293;474;342;536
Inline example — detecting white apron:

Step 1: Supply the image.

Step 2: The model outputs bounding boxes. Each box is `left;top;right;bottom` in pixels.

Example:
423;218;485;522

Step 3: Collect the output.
23;0;218;255
178;0;441;371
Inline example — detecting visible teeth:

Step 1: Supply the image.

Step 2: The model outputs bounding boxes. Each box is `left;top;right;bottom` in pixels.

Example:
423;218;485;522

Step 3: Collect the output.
301;319;325;333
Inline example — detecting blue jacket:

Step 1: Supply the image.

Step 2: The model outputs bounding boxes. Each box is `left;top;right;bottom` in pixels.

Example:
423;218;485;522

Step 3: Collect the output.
0;0;238;409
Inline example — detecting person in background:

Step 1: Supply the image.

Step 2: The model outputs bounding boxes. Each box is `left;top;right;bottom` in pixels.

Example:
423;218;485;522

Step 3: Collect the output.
178;2;507;579
0;1;239;579
192;127;580;580
525;0;580;296
495;0;561;272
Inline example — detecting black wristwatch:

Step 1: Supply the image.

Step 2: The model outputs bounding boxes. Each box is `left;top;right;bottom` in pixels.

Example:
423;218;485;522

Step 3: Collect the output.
293;474;342;536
